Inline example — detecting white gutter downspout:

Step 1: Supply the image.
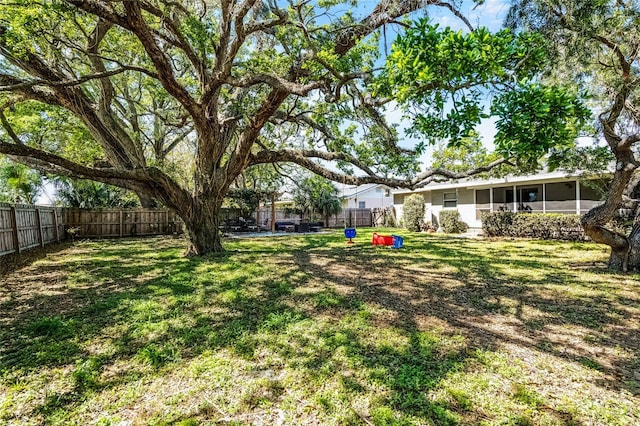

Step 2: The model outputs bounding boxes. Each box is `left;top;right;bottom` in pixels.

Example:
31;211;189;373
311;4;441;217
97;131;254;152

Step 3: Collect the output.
576;180;581;214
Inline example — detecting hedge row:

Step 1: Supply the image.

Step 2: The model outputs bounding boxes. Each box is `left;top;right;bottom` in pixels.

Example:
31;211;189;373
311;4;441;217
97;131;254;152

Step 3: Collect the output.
481;212;586;241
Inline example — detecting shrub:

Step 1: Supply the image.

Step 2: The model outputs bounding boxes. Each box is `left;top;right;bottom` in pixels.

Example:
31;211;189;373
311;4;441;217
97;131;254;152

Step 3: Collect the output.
481;211;514;237
421;221;436;232
402;194;425;232
439;210;468;233
482;212;585;240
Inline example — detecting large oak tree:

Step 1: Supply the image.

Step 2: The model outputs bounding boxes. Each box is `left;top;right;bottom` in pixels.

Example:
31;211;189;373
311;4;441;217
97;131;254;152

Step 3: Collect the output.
508;0;640;271
0;0;584;255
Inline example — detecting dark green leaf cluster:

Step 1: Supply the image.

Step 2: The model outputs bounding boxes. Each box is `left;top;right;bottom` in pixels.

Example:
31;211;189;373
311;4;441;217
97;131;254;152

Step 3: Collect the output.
0;157;42;204
53;178;139;208
379;19;591;168
226;188;267;216
292;174;341;218
438;210;468;233
481;211;586;240
492;84;591;166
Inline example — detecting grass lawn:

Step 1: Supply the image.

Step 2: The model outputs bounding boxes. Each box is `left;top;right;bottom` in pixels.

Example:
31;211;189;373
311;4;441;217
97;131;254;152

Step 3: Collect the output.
1;228;639;425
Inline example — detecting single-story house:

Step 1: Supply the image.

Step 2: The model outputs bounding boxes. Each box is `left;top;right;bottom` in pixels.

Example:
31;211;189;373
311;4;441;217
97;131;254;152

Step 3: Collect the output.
339;183;394;209
392;171;605;229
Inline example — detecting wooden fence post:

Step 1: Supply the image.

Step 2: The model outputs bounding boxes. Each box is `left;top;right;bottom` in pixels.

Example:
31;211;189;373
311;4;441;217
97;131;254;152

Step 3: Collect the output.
119;210;124;237
53;209;60;242
9;206;20;254
35;207;44;247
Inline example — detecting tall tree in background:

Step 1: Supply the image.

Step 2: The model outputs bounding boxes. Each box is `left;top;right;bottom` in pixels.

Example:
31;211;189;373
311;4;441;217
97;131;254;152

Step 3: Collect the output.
53;177;139;208
430;131;514;179
292;173;341;224
0;1;586;255
507;0;640;271
0;157;42;203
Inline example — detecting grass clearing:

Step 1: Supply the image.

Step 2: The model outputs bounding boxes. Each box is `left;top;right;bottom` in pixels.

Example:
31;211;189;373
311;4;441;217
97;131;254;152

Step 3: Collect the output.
0;229;639;425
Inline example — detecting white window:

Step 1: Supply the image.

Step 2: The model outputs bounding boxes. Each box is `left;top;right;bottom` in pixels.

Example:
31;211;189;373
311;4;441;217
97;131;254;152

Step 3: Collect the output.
443;192;457;208
358;201;366;209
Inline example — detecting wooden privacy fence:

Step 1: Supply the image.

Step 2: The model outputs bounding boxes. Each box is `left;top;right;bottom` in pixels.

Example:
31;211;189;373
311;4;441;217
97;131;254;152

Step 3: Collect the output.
0;203;64;257
255;208;373;229
1;204;376;258
63;208;183;238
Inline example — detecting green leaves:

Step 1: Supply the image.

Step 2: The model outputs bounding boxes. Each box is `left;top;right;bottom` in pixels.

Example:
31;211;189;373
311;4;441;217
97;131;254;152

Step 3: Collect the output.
0;157;42;204
492;84;591;166
379;19;590;168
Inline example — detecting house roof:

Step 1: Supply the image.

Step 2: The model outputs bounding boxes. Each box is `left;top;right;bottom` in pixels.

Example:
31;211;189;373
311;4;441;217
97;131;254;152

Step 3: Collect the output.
337;183;389;199
392;170;590;195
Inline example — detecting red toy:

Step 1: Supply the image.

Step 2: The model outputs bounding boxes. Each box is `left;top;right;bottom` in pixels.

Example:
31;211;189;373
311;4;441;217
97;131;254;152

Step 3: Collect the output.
372;233;404;248
372;232;394;246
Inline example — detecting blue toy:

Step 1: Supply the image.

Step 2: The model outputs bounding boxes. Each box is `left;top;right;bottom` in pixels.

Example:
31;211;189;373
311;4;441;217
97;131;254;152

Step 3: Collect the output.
344;228;356;244
391;235;404;249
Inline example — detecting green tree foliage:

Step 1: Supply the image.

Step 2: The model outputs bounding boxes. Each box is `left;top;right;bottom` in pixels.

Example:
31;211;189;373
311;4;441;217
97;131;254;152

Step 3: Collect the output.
225;189;262;217
292;174;341;222
54;178;138;208
507;0;640;271
0;157;42;204
431;131;515;178
402;194;425;232
0;1;592;255
0;0;466;255
379;20;590;169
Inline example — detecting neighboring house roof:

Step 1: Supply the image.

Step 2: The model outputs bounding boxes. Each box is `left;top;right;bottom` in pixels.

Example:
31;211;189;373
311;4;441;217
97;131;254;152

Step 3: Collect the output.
337;183;389;199
392;170;599;195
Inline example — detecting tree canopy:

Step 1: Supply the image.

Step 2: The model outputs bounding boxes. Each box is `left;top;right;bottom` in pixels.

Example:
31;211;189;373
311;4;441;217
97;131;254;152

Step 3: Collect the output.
0;0;589;254
507;0;640;271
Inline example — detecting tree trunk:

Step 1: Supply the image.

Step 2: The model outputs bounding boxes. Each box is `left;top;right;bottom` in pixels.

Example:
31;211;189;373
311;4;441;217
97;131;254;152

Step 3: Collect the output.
181;197;224;256
270;193;276;233
582;215;630;271
624;220;640;271
137;192;158;208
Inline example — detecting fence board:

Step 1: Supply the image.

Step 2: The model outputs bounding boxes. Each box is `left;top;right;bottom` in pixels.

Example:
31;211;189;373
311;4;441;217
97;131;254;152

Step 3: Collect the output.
0;203;64;257
62;208;183;238
1;203;373;259
256;208;372;229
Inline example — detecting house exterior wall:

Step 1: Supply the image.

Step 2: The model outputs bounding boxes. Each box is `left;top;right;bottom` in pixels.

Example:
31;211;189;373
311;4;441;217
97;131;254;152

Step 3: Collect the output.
392;176;606;231
429;188;477;228
343;186;393;209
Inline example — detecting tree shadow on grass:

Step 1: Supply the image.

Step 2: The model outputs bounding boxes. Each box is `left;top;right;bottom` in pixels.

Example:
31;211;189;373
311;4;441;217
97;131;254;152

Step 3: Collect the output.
0;234;637;424
0;240;314;420
291;234;640;399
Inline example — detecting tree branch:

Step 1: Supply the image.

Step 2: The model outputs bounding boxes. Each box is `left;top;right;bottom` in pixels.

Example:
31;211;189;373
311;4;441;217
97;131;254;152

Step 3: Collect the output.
225;74;327;95
334;0;472;56
249;149;512;188
0;140;149;182
0;109;24;145
0;67;157;92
